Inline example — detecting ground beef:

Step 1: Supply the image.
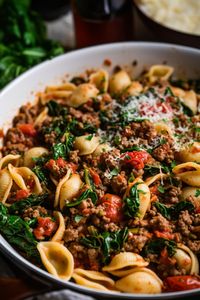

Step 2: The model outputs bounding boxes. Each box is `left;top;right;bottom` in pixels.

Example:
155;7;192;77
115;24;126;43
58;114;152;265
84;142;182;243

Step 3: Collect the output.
88;248;100;270
149;212;174;232
177;210;193;237
64;227;79;243
186;240;200;253
163;186;182;204
3;127;35;154
100;148;120;170
69;150;80;164
124;233;148;253
130;120;157;143
110;171;127;195
13;104;39;126
152;143;174;163
23;206;47;220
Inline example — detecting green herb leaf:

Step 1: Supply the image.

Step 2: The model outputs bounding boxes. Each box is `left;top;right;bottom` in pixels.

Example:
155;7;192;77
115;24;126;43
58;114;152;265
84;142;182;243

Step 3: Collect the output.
123;183;140;218
85;134;93;141
109;168;119;177
157;185;165;194
0;203;39;258
74;215;83;223
9;193;48;214
81;227;128;264
47;100;68;117
154;200;195;220
66;189;97;207
144;238;176;257
195;189;200;197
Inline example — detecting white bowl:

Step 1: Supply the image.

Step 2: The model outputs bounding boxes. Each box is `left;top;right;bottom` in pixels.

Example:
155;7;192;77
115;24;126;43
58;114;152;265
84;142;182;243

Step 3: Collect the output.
0;42;200;299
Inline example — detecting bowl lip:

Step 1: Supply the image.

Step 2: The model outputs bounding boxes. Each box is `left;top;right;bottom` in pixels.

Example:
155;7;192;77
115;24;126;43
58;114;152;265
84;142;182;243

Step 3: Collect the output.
0;41;200;99
0;41;200;299
133;0;200;39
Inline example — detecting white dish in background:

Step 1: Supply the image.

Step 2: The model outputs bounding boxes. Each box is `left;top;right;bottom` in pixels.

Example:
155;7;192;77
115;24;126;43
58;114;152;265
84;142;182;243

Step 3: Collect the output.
0;42;200;299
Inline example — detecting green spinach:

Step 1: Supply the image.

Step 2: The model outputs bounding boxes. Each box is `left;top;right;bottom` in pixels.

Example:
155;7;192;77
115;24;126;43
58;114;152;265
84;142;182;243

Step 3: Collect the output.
0;203;38;258
123;183;140;218
144;238;176;257
9;193;48;214
66;189;97;207
154;200;195;220
81;227;128;263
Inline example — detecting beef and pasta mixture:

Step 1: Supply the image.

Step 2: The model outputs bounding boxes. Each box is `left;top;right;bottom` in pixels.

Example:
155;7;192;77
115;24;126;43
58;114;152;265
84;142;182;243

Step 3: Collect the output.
0;64;200;294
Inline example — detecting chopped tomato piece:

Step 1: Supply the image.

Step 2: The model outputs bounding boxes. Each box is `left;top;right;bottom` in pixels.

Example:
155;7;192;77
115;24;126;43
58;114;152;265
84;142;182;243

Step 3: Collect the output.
56;157;67;168
33;217;57;240
15;189;29;200
18;124;37;137
69;162;78;173
89;169;102;186
121;151;149;170
154;230;174;240
160;248;176;265
165;275;200;292
101;193;123;222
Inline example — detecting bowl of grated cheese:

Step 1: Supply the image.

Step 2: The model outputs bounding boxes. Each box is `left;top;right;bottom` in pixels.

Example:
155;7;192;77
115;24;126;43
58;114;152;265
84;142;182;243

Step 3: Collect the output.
134;0;200;48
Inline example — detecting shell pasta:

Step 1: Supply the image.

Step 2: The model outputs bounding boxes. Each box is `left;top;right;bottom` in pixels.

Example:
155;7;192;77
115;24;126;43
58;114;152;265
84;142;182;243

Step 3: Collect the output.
0;63;200;294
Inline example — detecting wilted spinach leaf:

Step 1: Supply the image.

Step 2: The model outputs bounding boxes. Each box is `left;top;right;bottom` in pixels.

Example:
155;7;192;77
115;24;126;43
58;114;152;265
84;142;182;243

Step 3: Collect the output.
9;193;48;214
0;203;39;258
144;238;176;257
123;183;140;218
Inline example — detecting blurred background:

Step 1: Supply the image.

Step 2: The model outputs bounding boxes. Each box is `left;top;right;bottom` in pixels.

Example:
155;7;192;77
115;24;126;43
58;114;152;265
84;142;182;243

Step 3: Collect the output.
0;0;199;90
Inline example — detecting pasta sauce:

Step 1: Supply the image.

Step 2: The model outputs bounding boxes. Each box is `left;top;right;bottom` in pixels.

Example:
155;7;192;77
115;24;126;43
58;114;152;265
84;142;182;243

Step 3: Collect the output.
0;64;200;294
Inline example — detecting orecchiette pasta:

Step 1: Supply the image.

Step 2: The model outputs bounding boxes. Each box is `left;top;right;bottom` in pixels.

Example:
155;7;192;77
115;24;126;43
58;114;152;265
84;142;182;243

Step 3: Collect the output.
0;169;13;204
173;244;199;275
37;242;74;280
8;164;42;194
0;154;20;170
176;142;200;163
124;178;151;220
89;69;109;92
171;87;197;114
58;173;83;210
23;147;49;168
72;269;115;291
51;211;65;242
92;143;112;156
102;252;148;277
146;65;174;83
172;162;200;187
125;81;143;96
74;135;99;156
115;267;163;294
68;83;99;108
109;70;131;94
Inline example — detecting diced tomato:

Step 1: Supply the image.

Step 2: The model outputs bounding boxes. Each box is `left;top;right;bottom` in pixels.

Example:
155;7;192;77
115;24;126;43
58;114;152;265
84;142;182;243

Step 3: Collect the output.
160;248;176;265
121;151;149;170
45;159;55;170
15;189;29;200
150;185;159;195
89;169;102;186
164;275;200;292
69;162;78;173
56;157;67;168
33;217;57;240
18;124;37;137
101;193;123;222
154;230;174;240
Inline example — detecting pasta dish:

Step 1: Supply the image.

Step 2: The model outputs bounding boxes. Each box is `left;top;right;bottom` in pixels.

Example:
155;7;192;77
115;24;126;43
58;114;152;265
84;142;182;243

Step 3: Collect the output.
0;64;200;294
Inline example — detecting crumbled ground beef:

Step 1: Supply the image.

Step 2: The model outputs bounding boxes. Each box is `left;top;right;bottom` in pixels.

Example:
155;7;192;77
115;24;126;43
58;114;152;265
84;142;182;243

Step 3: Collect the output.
64;227;79;243
177;210;193;237
149;212;174;232
124;233;149;253
2;127;35;155
110;171;127;195
23;206;47;220
152;143;174;163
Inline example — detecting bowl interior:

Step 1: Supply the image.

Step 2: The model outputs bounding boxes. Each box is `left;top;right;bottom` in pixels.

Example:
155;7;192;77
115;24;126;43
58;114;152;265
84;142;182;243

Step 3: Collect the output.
0;42;200;299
